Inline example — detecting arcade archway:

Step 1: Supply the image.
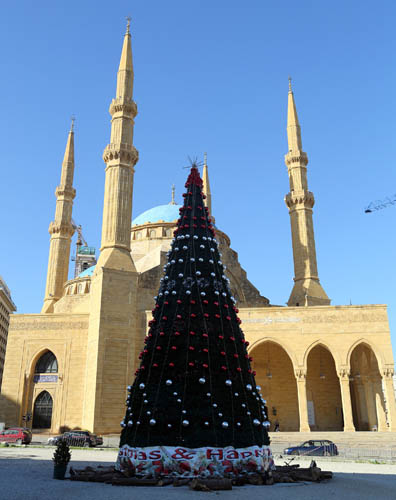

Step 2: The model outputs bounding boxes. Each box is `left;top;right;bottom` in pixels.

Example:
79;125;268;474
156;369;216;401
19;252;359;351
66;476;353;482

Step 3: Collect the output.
251;341;299;431
306;345;343;430
349;343;386;431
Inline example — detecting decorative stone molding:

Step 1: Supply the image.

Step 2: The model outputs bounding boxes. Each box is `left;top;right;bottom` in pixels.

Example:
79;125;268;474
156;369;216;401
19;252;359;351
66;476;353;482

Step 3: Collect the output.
109;98;138;117
55;186;76;199
285;190;315;209
338;368;351;380
48;221;75;237
382;367;394;380
103;143;139;165
285;151;308;166
294;368;306;380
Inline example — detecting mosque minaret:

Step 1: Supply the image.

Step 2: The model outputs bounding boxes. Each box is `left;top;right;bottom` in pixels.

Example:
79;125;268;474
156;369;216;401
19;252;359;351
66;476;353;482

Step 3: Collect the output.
284;79;330;307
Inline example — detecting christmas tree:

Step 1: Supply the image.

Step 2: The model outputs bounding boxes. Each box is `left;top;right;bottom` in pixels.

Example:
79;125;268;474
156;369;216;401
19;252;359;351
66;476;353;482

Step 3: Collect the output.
117;164;272;477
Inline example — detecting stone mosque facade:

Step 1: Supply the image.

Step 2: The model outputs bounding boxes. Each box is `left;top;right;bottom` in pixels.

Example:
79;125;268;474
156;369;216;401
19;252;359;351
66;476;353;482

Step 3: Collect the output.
1;25;395;435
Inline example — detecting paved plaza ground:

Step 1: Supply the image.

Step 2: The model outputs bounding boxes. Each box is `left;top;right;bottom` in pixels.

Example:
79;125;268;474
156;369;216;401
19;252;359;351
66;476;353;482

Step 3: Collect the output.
1;446;396;500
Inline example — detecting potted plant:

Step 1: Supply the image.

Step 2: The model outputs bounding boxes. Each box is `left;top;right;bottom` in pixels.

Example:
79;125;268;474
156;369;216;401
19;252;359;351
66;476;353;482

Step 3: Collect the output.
53;439;71;479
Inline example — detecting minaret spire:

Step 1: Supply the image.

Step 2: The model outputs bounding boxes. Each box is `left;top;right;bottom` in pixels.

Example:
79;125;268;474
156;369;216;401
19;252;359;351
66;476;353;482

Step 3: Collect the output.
42;124;76;313
284;80;330;306
169;184;176;205
202;152;213;220
97;21;139;271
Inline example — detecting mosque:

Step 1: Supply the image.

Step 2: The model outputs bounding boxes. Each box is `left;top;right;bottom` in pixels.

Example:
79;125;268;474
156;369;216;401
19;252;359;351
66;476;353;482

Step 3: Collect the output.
1;24;395;435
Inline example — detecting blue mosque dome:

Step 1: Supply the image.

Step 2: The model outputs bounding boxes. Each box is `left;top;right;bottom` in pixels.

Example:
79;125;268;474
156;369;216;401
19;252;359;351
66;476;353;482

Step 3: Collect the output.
132;203;182;226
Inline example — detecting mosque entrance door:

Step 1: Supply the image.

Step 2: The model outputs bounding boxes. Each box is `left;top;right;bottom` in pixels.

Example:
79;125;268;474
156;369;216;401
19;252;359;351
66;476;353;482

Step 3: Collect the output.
32;391;53;429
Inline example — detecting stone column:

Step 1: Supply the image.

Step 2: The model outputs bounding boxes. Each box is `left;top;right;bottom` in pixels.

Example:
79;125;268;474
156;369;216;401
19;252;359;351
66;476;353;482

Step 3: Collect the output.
362;375;378;430
382;368;396;431
338;368;355;432
372;375;387;431
295;368;310;432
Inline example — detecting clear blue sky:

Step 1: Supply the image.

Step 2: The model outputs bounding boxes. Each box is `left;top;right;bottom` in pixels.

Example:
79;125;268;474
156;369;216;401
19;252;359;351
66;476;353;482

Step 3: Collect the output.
1;1;396;360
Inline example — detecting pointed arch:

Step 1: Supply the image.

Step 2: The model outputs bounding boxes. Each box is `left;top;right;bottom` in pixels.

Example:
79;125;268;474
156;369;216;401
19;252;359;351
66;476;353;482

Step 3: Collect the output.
34;350;58;374
248;337;298;369
303;340;341;372
32;390;53;429
346;339;384;372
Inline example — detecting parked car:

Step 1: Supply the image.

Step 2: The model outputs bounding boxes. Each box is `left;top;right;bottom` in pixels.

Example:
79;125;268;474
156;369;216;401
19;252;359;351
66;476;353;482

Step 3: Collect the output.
284;440;338;456
47;430;103;447
0;427;32;445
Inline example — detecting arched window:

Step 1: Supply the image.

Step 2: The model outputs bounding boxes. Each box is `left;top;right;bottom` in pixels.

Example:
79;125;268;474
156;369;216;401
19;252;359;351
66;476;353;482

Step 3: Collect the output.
149;229;156;238
35;351;58;374
135;231;142;240
165;228;172;237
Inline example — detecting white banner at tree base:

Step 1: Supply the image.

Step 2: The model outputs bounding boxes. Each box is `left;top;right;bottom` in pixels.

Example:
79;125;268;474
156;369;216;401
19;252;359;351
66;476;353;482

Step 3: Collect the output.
116;444;273;477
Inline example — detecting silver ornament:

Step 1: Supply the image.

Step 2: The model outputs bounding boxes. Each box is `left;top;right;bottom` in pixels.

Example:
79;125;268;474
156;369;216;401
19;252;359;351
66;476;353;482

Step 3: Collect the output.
166;380;172;386
139;383;145;390
149;419;156;426
225;380;232;386
127;420;133;427
222;422;229;428
182;410;187;414
218;413;223;417
182;420;189;427
167;424;172;428
246;384;252;391
213;403;217;408
199;378;206;384
204;421;210;426
236;422;242;427
253;419;260;426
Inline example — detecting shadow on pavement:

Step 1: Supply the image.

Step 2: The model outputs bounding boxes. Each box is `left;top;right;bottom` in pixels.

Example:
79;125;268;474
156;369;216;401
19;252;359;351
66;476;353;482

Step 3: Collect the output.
0;454;395;500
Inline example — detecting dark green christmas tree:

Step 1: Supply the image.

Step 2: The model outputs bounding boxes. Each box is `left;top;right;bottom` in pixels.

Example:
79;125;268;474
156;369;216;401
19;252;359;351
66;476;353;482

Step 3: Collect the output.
120;164;269;450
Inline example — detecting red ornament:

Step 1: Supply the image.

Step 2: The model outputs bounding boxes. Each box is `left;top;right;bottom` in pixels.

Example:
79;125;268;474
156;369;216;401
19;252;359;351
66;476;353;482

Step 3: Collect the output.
233;354;239;359
177;314;182;319
218;335;224;340
201;224;206;228
226;316;231;321
156;346;162;351
162;316;168;321
203;348;208;353
236;367;242;372
169;362;175;367
171;346;177;351
202;333;208;338
215;314;220;319
223;304;229;309
190;300;196;305
189;346;195;351
249;356;253;362
191;313;196;318
220;351;226;356
221;366;227;371
230;337;235;341
177;299;182;304
160;331;165;336
153;363;159;368
248;369;252;374
253;371;257;376
237;318;242;324
175;331;181;336
164;301;169;305
203;363;208;368
188;362;195;367
203;300;208;305
214;301;219;306
204;313;209;318
189;331;195;336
